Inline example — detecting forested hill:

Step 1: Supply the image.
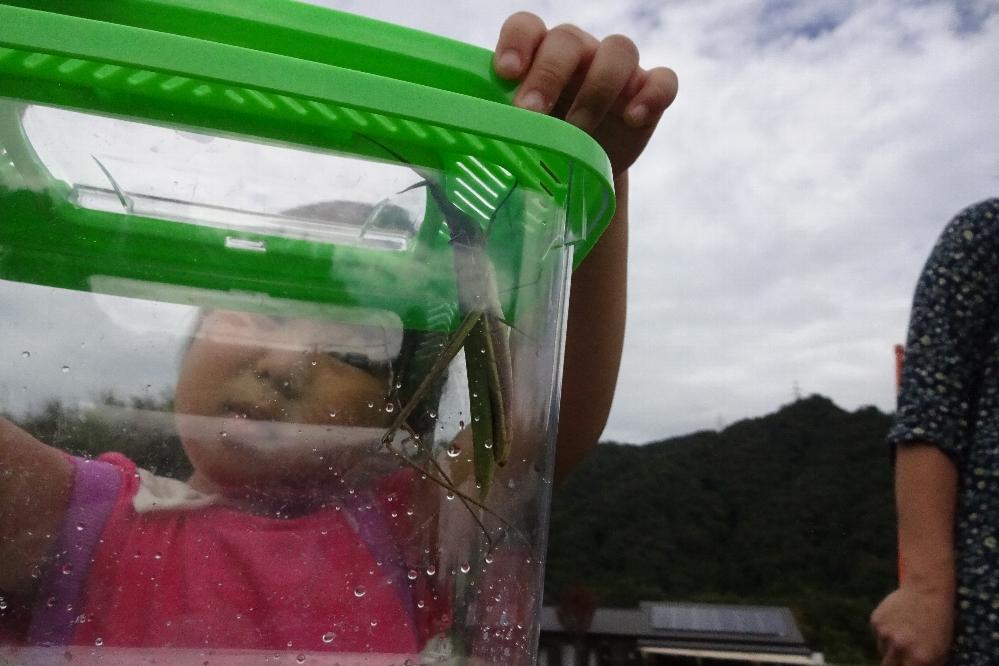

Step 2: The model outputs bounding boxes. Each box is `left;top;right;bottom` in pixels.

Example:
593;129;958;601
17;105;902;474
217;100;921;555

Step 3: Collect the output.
543;395;897;663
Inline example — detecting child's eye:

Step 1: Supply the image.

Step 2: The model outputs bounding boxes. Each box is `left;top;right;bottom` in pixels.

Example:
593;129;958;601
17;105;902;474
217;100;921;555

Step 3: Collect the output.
342;352;368;369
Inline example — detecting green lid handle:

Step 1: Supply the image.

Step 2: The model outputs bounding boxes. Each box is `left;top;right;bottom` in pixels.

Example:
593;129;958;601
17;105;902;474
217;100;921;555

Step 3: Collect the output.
5;0;520;105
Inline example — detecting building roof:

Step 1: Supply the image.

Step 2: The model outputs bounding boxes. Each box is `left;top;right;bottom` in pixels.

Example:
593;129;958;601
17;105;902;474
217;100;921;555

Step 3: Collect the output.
541;601;814;658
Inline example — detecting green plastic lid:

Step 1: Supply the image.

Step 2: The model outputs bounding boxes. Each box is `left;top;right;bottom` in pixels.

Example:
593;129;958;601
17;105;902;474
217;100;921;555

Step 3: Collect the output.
0;0;615;329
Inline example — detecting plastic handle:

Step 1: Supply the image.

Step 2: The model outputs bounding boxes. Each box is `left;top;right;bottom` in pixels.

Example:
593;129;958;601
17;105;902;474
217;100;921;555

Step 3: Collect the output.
4;0;520;105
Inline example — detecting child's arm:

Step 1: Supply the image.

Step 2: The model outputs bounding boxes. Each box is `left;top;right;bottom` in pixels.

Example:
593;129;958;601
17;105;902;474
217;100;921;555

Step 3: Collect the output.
493;14;678;483
0;417;74;594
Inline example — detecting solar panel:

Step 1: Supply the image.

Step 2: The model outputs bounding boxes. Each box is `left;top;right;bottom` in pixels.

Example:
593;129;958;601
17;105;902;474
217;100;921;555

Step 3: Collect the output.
649;604;787;637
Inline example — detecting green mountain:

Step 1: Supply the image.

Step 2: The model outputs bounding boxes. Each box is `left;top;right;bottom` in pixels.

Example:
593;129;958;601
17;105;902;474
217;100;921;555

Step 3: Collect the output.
543;395;897;663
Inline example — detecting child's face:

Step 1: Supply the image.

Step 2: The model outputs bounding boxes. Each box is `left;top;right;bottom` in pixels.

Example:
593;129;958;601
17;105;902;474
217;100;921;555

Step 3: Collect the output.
174;310;395;491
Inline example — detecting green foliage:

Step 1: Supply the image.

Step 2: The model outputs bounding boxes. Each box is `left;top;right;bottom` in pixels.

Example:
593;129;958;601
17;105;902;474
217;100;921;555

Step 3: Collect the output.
544;395;896;664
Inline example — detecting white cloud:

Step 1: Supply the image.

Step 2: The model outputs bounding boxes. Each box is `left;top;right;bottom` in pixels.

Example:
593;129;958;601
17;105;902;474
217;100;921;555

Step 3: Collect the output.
3;0;997;448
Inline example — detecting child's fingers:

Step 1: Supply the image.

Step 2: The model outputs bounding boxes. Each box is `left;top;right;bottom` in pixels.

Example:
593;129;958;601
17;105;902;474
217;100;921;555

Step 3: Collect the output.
622;65;679;128
512;24;598;114
564;34;640;133
493;12;547;80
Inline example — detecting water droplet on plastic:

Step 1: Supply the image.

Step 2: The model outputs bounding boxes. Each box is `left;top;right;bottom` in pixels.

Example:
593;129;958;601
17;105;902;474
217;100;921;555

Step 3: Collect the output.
154;552;162;560
366;401;374;409
321;631;335;644
0;599;7;611
21;351;29;358
76;522;85;532
445;491;455;501
483;440;492;449
94;637;103;647
428;409;437;419
61;563;73;575
61;365;70;373
384;402;395;413
353;585;366;598
328;411;337;419
446;444;460;458
484;553;495;565
460;562;471;574
220;431;228;439
407;569;418;581
425;565;437;576
369;619;378;627
296;654;306;664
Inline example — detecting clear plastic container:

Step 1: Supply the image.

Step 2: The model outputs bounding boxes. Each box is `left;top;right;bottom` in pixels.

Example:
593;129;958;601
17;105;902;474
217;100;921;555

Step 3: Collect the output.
0;3;614;663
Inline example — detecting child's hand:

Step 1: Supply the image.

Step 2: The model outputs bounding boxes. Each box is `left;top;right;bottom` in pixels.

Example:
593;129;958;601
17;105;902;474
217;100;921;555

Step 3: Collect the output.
494;12;678;177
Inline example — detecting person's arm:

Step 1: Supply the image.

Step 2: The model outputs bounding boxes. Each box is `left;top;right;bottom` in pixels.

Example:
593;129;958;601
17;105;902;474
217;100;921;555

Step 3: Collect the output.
871;201;999;665
492;13;678;484
871;444;956;666
0;417;74;594
555;173;628;485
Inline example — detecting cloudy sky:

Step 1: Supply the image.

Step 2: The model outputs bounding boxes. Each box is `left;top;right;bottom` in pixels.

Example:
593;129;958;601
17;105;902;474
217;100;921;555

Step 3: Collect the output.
2;0;997;446
303;0;999;443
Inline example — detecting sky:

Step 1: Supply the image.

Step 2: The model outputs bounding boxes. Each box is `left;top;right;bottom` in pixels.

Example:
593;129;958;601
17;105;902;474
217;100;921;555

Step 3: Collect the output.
2;0;998;446
302;0;999;442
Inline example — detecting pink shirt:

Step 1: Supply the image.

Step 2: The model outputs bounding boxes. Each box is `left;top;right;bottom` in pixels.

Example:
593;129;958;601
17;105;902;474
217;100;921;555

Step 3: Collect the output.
28;454;451;655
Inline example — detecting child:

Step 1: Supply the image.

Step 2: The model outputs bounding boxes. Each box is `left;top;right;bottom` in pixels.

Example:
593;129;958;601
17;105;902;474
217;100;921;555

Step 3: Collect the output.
0;11;678;661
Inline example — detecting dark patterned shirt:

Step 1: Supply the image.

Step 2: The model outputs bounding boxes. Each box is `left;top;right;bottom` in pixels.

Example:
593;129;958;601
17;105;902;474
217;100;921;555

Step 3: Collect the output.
888;198;999;664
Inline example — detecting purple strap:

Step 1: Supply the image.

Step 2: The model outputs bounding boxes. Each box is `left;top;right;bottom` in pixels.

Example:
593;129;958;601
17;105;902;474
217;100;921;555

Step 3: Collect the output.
28;457;122;646
341;492;416;620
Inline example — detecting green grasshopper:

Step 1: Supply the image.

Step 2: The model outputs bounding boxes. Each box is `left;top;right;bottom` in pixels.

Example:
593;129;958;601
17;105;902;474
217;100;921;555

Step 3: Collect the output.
372;141;516;506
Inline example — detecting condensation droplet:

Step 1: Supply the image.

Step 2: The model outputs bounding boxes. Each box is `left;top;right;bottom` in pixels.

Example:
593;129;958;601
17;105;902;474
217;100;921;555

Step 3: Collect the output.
366;401;374;409
21;351;29;358
296;654;306;664
354;585;366;598
321;631;336;644
0;598;7;611
61;365;70;373
446;444;460;458
445;491;455;501
428;409;437;419
94;637;103;647
484;553;495;565
416;600;425;609
407;569;418;581
328;411;337;419
76;522;85;532
61;563;73;575
460;562;471;574
384;402;395;413
369;619;378;628
425;565;437;576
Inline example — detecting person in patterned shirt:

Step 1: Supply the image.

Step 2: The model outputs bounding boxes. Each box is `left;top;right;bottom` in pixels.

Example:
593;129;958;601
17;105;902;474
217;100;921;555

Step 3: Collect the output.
871;199;999;666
